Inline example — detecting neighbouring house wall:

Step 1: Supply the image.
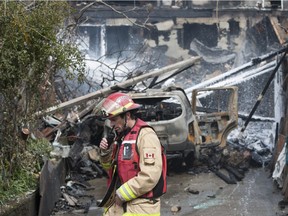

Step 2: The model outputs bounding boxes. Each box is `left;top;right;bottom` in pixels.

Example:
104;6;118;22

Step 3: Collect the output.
78;13;281;118
275;59;288;199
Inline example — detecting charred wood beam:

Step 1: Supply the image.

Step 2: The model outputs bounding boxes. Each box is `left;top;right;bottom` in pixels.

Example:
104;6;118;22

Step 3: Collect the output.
209;167;237;184
36;56;201;116
147;64;194;89
223;164;244;181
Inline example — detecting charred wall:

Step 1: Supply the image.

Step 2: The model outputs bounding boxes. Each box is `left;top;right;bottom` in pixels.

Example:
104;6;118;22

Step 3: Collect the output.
77;9;285;118
246;16;279;55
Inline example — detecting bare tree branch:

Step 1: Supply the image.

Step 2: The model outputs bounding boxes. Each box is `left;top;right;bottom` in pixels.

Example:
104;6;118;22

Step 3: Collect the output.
96;0;149;29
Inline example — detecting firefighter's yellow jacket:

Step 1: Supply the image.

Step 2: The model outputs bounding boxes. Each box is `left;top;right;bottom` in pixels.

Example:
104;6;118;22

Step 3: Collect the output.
100;126;164;216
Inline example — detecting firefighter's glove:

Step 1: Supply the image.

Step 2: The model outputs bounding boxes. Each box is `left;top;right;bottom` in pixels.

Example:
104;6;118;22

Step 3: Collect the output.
100;148;112;157
99;137;113;157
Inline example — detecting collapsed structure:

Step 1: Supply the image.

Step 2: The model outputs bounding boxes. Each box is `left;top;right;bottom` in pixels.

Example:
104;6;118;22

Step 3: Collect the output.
38;46;288;215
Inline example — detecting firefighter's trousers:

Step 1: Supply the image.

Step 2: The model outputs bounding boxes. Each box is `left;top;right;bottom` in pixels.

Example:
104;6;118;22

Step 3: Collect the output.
104;198;161;216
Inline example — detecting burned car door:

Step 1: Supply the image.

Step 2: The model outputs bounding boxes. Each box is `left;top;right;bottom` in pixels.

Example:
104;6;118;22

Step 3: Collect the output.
189;86;238;148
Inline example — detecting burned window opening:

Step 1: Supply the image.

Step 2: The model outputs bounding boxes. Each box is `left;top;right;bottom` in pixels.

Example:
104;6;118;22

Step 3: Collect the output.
270;0;281;8
183;23;218;50
106;26;130;56
77;26;102;57
197;89;232;113
228;18;240;36
143;25;159;45
134;97;182;122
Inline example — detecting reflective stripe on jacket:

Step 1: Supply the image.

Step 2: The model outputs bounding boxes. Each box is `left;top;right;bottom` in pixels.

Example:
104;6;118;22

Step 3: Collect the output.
117;119;167;201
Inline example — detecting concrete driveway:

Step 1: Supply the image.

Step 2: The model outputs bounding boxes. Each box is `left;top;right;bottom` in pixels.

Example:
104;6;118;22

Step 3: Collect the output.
161;168;285;216
54;167;287;216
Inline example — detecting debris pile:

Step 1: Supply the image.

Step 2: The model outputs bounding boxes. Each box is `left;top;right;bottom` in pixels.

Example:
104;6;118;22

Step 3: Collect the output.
186;121;275;185
51;180;95;215
38;114;108;215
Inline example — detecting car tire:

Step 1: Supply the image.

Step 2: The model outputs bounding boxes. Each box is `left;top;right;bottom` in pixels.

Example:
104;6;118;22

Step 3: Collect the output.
184;152;195;168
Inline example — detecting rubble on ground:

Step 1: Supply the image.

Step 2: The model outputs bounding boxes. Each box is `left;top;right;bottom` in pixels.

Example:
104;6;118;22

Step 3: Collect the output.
39;112;275;214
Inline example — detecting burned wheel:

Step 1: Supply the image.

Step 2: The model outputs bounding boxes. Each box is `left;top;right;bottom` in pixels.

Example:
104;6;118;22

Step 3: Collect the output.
184;152;195;168
168;158;184;172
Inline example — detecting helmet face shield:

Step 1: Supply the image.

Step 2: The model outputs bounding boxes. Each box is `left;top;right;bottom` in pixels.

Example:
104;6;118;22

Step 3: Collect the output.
102;97;125;118
93;99;114;119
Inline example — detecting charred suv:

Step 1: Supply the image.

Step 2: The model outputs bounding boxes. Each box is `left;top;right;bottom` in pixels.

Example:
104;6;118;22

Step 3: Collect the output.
125;86;238;167
42;57;238;167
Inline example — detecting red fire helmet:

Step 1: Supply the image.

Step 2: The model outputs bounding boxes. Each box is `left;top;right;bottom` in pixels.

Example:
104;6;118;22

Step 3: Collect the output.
101;92;141;118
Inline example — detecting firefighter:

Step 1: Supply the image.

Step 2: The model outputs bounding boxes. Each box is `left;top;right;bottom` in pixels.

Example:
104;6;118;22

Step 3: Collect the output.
98;92;167;216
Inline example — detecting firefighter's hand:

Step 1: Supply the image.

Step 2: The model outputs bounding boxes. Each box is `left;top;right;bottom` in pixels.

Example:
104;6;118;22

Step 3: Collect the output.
99;137;108;150
115;194;123;206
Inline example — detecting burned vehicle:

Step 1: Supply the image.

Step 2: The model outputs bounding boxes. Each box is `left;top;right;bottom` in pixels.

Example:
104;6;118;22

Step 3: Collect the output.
44;56;238;169
128;87;195;166
97;86;238;167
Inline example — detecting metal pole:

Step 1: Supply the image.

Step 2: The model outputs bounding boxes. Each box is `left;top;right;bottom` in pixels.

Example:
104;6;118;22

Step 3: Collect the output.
240;51;287;133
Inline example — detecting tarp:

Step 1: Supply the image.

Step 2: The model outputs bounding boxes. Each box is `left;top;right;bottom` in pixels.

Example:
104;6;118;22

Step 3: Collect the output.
272;142;287;188
38;159;67;216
